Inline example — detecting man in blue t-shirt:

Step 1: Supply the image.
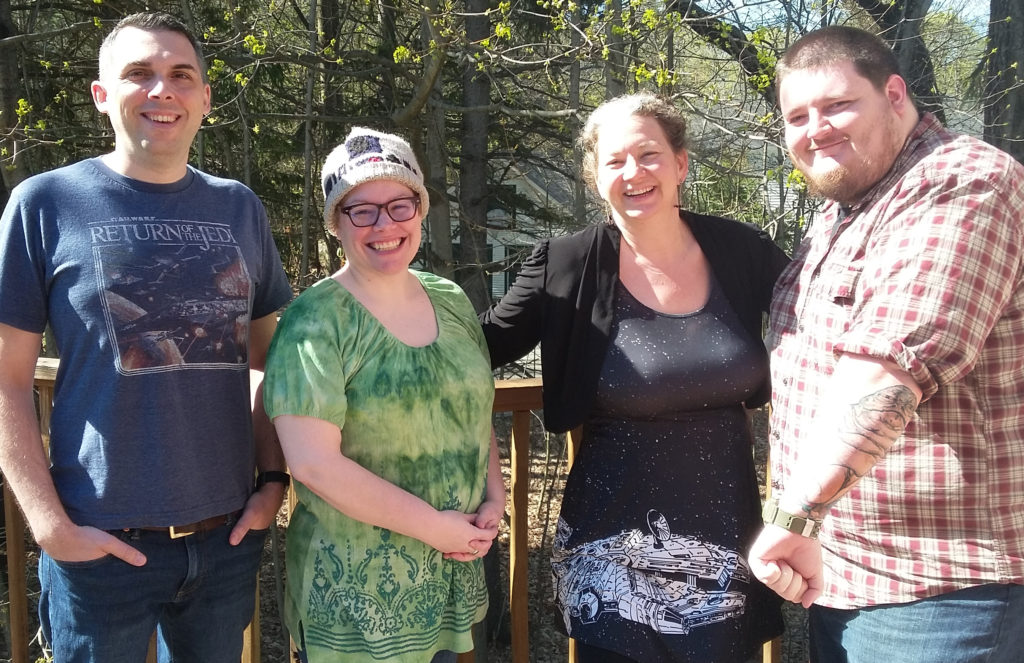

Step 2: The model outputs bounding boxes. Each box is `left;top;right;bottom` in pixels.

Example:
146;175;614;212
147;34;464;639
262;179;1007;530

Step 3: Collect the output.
0;11;292;662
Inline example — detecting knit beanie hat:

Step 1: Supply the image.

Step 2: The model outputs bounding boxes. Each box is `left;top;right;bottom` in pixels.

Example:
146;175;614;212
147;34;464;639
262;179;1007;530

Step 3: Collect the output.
321;127;430;233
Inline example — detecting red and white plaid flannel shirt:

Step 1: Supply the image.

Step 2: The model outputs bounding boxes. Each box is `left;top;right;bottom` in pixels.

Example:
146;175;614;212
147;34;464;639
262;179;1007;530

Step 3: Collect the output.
768;114;1024;608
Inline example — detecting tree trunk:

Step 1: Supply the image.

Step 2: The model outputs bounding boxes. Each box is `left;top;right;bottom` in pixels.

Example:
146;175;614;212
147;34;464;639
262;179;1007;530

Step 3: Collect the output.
377;0;399;114
228;2;253;187
0;1;28;200
299;0;320;284
569;8;588;226
457;0;492;312
661;29;675;96
605;0;626;98
854;0;945;123
984;0;1024;163
422;4;454;279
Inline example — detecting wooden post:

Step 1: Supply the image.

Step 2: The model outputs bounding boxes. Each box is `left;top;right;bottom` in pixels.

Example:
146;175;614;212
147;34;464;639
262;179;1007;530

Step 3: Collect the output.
242;583;260;662
508;408;531;662
762;442;781;663
3;483;29;663
565;427;583;663
566;427;583;468
493;378;541;663
0;359;60;663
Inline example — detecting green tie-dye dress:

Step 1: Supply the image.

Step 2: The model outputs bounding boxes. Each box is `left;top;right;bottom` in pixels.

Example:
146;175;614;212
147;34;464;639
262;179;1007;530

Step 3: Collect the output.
263;271;495;663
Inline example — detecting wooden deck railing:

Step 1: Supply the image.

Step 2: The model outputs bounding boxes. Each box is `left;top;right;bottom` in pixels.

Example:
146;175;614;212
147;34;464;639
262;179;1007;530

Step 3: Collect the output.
2;357;57;663
3;361;779;663
492;377;543;663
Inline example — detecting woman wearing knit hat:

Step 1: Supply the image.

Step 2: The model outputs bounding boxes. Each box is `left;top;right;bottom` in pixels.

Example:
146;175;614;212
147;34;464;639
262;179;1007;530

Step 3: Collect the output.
263;127;505;663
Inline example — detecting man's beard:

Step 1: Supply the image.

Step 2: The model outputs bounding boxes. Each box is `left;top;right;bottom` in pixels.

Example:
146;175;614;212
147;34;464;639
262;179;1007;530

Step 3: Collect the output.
795;117;903;207
804;163;865;206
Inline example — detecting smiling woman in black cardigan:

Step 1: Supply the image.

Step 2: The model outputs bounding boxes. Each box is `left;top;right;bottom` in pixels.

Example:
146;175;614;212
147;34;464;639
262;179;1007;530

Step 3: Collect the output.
480;93;788;663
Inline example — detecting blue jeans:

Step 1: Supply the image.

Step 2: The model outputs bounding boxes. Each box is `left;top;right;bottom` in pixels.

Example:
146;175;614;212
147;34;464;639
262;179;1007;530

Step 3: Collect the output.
39;523;266;663
809;583;1024;663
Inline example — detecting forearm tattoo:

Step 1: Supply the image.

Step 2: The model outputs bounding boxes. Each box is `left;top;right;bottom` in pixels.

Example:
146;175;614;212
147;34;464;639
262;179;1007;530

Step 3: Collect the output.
802;385;917;517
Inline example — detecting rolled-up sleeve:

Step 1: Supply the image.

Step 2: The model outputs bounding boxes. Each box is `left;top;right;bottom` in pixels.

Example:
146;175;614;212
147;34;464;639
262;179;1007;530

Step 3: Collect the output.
834;170;1024;402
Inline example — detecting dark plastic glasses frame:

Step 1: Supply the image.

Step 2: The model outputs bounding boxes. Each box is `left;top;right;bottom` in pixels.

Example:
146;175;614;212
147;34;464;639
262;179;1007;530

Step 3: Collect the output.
341;196;421;227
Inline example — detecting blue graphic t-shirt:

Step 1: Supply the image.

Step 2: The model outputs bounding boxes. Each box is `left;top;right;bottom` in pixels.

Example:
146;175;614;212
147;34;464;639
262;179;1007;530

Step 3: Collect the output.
0;158;292;529
95;216;257;371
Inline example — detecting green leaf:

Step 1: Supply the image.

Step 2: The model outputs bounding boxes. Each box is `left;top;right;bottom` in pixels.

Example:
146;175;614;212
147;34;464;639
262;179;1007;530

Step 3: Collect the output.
15;98;32;119
393;45;412;63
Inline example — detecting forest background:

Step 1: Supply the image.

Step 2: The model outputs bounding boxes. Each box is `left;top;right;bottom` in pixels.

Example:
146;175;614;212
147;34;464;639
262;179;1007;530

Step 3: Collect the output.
0;0;1019;320
0;0;1020;661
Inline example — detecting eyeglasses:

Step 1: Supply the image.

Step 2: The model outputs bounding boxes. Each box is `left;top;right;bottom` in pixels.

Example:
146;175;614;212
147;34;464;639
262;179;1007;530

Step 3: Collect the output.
341;196;421;227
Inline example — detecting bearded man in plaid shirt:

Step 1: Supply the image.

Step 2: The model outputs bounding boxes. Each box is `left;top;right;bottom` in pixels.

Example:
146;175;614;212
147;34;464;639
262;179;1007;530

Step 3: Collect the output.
749;25;1024;663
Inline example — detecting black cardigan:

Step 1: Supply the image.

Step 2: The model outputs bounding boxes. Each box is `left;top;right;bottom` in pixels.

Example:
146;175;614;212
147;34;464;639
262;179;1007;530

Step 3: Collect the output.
480;211;790;433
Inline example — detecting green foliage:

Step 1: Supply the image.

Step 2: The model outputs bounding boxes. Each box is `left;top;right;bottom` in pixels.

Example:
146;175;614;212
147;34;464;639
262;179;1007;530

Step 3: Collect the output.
0;0;1000;292
393;45;413;63
748;73;772;92
242;33;266;55
633;62;654;83
15;98;32;119
208;58;228;82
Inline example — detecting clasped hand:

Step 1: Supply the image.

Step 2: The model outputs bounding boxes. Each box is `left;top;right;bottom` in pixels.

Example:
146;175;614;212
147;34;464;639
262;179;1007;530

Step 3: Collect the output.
748;525;823;608
442;498;504;563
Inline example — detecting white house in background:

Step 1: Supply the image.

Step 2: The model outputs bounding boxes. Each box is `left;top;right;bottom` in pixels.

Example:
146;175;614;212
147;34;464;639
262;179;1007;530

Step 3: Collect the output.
424;160;582;303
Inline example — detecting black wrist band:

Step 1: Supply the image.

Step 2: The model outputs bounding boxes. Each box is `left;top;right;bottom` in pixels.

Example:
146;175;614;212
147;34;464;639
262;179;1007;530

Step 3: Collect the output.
255;470;291;490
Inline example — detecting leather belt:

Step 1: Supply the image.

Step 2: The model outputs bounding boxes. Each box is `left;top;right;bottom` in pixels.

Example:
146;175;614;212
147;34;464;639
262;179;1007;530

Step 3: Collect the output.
134;511;241;539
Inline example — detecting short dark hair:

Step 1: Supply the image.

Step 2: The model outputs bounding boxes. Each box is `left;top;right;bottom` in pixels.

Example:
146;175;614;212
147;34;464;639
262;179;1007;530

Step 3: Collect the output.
99;11;207;83
776;25;902;93
579;92;688;194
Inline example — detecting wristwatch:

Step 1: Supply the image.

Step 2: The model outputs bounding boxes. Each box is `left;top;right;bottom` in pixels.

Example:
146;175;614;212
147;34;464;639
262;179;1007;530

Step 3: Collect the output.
255;470;291;491
762;499;822;539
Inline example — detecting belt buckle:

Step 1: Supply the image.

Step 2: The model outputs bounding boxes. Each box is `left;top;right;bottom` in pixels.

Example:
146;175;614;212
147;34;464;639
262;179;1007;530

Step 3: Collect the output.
168;524;195;539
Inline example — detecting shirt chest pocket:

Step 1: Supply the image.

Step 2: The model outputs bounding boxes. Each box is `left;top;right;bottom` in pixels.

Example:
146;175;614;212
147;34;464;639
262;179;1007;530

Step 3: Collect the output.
825;264;861;305
793;263;862;344
804;261;863;331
